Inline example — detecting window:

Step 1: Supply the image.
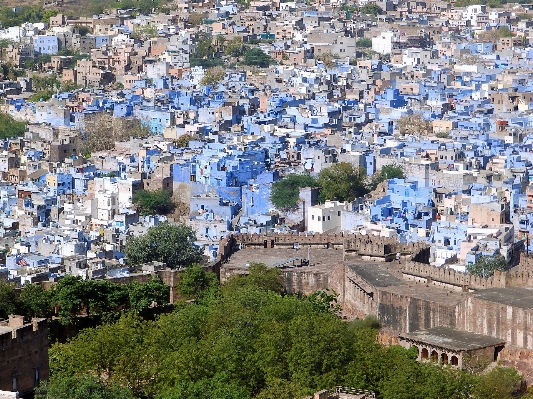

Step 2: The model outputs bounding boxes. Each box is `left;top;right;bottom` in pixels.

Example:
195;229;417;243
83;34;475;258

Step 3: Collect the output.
312;215;314;220
318;216;321;221
12;377;17;391
338;211;341;216
327;216;331;220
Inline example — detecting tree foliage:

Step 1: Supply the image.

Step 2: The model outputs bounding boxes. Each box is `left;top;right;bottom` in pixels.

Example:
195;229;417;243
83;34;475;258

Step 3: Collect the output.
177;264;219;300
360;3;383;15
125;223;203;269
467;254;508;278
35;376;134;399
188;12;205;27
190;35;223;68
356;38;372;48
0;112;26;139
132;189;174;216
478;26;514;42
471;366;521;399
396;113;433;136
0;5;57;28
0;280;18;319
0;277;169;326
81;113;150;153
225;37;245;57
174;134;198;148
369;164;405;191
51;275;169;325
20;283;52;318
200;66;226;87
44;263;522;399
270;174;318;210
317;162;368;202
243;47;275;68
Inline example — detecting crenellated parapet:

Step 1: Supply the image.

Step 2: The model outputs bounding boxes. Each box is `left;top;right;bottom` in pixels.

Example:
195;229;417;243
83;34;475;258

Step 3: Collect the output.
402;261;508;291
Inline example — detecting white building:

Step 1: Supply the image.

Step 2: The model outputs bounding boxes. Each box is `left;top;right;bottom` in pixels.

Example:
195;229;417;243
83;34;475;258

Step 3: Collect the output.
307;201;347;233
372;31;398;55
462;5;487;28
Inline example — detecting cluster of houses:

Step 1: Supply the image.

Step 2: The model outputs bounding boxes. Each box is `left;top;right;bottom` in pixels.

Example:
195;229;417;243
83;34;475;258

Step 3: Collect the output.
0;0;531;283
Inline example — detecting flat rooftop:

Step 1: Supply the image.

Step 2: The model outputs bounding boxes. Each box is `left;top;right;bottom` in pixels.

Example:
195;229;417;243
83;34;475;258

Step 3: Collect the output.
473;287;533;309
381;284;465;306
400;326;506;351
222;246;345;272
349;263;404;287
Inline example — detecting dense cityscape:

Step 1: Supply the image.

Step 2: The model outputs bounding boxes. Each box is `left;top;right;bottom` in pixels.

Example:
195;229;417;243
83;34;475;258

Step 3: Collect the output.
1;0;533;397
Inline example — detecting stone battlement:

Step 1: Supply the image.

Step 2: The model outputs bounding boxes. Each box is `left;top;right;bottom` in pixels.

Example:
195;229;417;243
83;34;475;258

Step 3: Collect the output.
0;318;47;349
402;262;506;291
217;233;430;261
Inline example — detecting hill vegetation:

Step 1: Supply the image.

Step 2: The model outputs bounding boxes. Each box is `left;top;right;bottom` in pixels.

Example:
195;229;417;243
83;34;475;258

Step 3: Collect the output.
36;264;526;399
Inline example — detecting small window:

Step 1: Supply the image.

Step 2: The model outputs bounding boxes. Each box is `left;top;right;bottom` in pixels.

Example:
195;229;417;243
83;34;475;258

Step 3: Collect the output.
327;216;331;220
312;215;314;220
338;211;341;216
318;216;321;221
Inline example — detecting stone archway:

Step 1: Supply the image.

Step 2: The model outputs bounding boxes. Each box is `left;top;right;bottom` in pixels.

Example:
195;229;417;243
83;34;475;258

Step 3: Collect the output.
430;350;439;362
421;348;429;360
441;353;449;365
412;345;419;359
451;355;459;366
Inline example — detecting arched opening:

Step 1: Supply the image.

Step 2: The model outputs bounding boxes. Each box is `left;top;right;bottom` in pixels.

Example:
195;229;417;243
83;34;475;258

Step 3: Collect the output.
421;348;429;360
451;355;459;366
494;345;504;362
430;350;439;362
441;353;449;365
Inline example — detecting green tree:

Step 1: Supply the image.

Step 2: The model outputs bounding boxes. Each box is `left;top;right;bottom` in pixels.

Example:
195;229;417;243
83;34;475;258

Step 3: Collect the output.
48;314;158;397
125;223;203;269
127;276;170;312
223;262;284;294
479;26;514;42
356;38;372;48
243;47;274;68
306;289;341;314
0;280;18;319
0;112;26;139
174;134;197;148
20;283;51;318
47;276;514;399
188;12;205;27
132;189;174;216
360;3;383;15
471;367;521;399
467;255;508;277
200;66;226;87
369;164;405;190
177;264;219;300
131;24;158;40
270;174;318;210
156;375;250;399
225;37;244;57
190;35;223;68
317;162;368;202
35;376;134;399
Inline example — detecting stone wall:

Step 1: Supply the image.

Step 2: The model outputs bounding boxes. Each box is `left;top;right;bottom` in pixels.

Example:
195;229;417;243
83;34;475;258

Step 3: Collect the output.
217;232;430;261
456;296;533;350
402;261;507;291
0;318;48;395
220;265;329;295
